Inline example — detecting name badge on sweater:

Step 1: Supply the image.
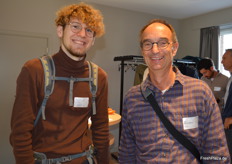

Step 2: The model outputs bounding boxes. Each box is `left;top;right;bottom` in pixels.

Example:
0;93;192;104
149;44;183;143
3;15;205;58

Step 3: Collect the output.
182;116;198;130
74;97;89;108
214;87;221;91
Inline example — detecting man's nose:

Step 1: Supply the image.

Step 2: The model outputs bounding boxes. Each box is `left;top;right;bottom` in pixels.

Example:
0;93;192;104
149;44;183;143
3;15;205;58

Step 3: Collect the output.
77;28;86;37
151;43;159;53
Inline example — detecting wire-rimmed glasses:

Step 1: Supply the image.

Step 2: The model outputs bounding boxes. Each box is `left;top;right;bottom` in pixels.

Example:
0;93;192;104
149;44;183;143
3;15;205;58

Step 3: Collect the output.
68;22;94;38
141;40;172;51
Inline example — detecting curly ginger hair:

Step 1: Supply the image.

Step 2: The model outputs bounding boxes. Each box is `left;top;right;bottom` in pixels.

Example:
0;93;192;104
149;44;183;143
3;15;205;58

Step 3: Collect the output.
55;2;105;37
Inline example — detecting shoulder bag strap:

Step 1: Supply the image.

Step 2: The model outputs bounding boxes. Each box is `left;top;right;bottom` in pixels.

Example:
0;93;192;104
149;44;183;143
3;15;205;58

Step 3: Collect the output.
141;86;202;164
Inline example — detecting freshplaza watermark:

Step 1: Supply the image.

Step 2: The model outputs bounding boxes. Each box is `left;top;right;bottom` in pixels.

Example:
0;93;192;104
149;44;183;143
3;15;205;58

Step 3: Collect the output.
200;156;227;161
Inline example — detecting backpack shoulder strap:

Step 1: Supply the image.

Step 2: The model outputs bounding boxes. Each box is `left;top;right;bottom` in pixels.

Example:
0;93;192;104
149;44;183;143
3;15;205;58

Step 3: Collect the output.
34;55;55;126
87;61;98;115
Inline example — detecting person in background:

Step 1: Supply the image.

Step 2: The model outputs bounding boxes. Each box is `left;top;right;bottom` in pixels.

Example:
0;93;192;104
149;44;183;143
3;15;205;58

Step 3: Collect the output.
118;19;230;163
221;49;232;160
10;3;109;164
197;57;229;111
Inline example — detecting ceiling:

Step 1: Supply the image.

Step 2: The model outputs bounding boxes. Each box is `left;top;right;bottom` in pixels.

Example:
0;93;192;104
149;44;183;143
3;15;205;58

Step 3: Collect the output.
84;0;232;19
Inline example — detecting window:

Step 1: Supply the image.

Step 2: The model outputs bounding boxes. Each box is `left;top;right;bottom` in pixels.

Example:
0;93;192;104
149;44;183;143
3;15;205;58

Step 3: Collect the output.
219;26;232;77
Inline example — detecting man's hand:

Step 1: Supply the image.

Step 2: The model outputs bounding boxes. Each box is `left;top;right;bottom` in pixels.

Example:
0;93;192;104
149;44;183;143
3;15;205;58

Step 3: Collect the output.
224;117;232;129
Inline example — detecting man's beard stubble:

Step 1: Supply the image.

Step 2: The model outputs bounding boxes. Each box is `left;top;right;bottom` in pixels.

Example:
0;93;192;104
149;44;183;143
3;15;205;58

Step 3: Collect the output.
65;44;86;58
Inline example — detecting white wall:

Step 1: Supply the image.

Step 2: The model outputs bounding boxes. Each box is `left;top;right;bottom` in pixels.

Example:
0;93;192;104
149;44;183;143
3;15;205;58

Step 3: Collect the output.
2;0;232;163
2;0;232;162
178;7;232;59
0;32;49;164
0;0;179;163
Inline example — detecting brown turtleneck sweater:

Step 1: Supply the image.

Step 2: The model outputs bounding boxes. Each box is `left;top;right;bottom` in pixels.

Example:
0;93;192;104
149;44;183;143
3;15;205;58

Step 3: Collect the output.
10;48;109;164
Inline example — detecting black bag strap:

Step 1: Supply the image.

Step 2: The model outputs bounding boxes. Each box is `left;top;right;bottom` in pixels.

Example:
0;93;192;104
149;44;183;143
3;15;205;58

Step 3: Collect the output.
141;86;202;164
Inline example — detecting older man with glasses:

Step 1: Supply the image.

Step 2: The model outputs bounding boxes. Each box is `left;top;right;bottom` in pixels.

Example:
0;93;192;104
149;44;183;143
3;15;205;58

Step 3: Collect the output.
119;19;230;164
221;49;232;161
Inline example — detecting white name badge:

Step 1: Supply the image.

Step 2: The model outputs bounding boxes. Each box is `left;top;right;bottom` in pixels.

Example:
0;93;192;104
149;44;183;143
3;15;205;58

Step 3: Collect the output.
182;116;198;130
214;87;221;91
74;97;89;108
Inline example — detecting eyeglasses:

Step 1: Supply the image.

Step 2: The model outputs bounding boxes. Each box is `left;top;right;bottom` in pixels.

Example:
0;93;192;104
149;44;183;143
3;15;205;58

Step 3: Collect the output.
68;22;94;38
141;40;171;51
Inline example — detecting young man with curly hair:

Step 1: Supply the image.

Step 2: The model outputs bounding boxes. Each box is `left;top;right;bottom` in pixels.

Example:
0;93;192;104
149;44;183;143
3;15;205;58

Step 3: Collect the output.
10;3;109;164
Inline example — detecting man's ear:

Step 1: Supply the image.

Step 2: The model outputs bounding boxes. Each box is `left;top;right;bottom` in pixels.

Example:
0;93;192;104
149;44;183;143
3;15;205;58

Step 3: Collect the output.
172;42;179;56
57;25;63;38
210;66;214;71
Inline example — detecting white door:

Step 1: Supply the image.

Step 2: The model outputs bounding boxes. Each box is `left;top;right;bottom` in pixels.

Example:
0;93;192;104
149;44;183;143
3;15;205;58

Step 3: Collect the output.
0;31;48;163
